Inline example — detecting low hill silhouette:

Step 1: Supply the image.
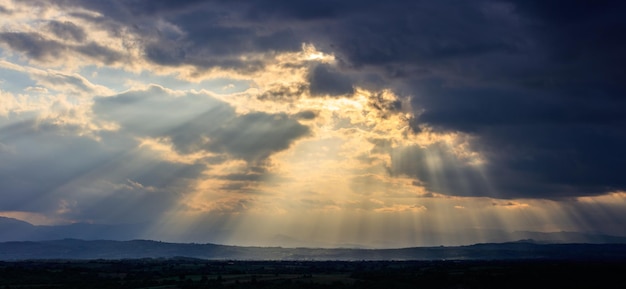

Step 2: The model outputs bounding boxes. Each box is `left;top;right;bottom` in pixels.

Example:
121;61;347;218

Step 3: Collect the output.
2;239;626;261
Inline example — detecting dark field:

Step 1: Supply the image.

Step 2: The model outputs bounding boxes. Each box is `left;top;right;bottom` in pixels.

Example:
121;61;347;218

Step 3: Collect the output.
1;259;625;289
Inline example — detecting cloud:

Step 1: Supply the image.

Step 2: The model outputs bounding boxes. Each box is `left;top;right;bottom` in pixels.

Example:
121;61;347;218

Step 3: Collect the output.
5;0;621;202
0;119;205;222
512;1;626;84
308;64;354;97
406;84;626;199
0;90;19;117
390;143;491;197
374;204;427;213
0;5;10;14
1;0;625;242
206;112;310;163
256;83;307;102
491;201;529;209
45;20;86;42
294;110;317;120
0;32;124;65
93;85;233;141
0;60;113;96
94;85;310;163
0;32;65;61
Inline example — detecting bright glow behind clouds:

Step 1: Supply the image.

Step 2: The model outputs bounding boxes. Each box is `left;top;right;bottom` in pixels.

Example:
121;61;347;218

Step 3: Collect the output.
1;0;625;247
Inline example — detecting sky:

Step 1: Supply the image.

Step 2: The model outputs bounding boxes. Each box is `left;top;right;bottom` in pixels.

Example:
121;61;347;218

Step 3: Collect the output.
0;0;625;248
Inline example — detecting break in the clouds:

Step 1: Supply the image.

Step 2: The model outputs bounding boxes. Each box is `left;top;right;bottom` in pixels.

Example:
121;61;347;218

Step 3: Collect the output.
0;0;625;247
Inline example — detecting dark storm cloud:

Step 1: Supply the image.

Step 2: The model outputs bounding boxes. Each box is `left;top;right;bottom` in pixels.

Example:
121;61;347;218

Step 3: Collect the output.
31;0;626;198
368;1;623;199
141;26;298;72
308;64;354;97
31;0;302;72
415;85;626;134
143;41;267;73
512;0;626;84
410;87;625;198
395;1;626;198
16;0;299;72
390;143;573;199
94;86;310;163
390;144;490;198
21;0;520;71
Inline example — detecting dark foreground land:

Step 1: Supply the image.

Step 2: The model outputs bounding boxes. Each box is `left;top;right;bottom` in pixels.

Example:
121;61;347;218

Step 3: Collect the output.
1;259;625;289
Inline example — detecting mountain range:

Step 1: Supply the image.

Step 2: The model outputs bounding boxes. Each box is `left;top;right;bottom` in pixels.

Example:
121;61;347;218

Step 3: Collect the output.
2;216;626;261
2;216;626;247
0;217;147;241
2;239;626;261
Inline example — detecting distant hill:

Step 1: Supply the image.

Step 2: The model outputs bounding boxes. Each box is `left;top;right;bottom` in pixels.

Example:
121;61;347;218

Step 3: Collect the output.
509;230;626;244
0;217;35;238
2;216;626;248
2;239;626;261
0;217;143;241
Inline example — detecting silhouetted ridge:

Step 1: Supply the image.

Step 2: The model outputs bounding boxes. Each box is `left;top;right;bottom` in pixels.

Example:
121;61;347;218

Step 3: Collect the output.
2;239;626;261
